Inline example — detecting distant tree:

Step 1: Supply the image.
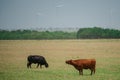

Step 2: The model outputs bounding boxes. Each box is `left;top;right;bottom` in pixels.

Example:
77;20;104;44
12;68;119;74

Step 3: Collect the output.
77;27;120;39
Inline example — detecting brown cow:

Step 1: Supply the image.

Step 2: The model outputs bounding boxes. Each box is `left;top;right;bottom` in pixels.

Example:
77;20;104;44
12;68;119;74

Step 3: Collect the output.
66;59;96;75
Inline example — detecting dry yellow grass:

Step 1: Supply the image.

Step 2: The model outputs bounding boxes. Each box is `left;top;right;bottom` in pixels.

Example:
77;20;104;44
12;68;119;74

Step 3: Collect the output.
0;39;120;80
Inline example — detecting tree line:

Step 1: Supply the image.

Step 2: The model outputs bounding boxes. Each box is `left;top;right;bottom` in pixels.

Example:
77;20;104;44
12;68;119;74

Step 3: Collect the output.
0;30;76;40
0;27;120;40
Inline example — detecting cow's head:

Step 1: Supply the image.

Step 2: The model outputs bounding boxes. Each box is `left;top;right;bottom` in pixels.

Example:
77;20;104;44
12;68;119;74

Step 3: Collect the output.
66;60;77;66
45;63;49;68
66;60;72;65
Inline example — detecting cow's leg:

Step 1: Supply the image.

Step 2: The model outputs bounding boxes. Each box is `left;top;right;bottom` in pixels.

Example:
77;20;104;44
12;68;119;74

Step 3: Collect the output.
94;68;96;74
40;65;42;68
29;63;32;68
91;67;96;75
27;62;32;68
90;69;94;75
81;69;83;75
91;70;92;75
28;62;32;68
36;63;39;68
79;70;81;75
79;69;83;75
27;62;29;68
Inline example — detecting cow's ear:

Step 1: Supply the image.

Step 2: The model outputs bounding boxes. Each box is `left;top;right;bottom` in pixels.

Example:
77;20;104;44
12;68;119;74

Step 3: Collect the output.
70;59;72;62
71;60;73;62
70;60;74;63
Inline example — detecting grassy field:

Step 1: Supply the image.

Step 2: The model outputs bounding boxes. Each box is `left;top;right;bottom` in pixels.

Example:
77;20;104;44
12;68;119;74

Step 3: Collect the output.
0;39;120;80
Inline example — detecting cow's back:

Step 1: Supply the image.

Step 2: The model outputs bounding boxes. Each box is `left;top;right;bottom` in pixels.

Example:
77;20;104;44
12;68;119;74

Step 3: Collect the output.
28;55;41;63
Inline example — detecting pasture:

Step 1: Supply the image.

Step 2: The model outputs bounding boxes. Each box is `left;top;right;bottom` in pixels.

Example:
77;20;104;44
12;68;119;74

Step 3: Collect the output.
0;39;120;80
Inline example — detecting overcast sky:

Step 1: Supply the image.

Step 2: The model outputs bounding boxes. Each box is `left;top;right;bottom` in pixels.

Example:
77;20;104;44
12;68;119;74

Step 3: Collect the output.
0;0;120;30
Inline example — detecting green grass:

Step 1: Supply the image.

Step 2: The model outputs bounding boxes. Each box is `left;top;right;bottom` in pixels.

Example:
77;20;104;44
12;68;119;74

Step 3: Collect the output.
0;39;120;80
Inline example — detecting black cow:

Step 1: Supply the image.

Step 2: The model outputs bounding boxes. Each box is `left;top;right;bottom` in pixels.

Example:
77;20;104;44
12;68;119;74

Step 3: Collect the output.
27;55;49;68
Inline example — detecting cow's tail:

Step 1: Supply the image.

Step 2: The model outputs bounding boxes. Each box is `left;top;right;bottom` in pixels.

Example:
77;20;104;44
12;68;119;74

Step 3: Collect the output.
91;59;96;74
93;59;96;74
